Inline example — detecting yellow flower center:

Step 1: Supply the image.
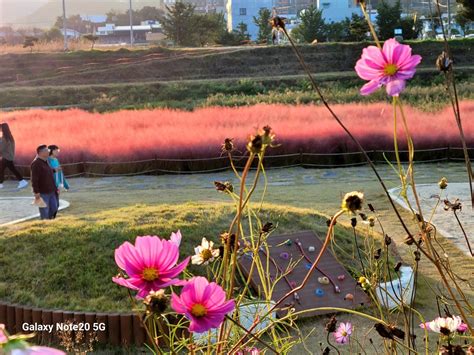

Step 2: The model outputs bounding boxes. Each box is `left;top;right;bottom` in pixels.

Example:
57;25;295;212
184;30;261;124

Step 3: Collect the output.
342;331;347;337
384;63;398;76
201;249;213;262
142;267;159;281
191;304;208;318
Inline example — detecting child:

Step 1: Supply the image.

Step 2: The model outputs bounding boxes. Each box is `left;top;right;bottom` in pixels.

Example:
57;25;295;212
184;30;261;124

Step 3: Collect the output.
47;145;69;192
0;122;28;189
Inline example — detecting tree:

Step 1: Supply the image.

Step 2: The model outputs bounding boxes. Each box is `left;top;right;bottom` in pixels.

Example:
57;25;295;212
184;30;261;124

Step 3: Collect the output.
399;16;422;40
235;22;250;41
42;27;63;42
455;11;471;35
161;2;196;46
325;21;347;42
292;5;325;43
347;14;369;41
192;13;225;46
253;8;272;43
83;34;99;49
55;14;92;33
23;36;39;52
457;0;474;21
106;6;164;26
376;0;402;40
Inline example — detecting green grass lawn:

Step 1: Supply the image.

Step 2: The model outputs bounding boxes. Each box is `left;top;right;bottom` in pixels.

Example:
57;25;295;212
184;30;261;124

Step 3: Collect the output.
0;202;369;312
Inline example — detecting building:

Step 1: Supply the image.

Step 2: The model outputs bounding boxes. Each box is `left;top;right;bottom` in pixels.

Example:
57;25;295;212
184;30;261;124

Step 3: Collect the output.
226;0;362;40
226;0;273;40
95;21;163;44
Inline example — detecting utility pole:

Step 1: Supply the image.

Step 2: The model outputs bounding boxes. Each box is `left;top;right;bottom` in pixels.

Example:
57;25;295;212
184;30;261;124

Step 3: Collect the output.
129;0;134;46
447;0;451;37
62;0;68;51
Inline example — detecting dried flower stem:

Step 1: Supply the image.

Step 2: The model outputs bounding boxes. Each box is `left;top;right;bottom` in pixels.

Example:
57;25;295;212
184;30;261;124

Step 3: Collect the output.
281;27;413;240
452;209;473;256
435;0;474;208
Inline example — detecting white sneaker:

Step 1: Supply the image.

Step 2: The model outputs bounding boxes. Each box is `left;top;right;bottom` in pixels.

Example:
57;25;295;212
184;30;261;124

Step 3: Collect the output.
0;183;3;189
17;180;28;189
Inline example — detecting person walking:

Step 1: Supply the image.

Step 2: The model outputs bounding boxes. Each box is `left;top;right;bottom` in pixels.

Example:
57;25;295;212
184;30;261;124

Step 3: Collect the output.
0;123;28;189
31;145;59;220
47;145;69;192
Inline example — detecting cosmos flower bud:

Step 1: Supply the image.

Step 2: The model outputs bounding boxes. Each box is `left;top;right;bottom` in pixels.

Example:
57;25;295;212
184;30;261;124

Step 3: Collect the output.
438;177;448;190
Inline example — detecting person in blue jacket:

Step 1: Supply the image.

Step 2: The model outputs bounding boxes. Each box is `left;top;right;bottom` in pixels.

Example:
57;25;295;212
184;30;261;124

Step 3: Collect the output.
47;145;69;192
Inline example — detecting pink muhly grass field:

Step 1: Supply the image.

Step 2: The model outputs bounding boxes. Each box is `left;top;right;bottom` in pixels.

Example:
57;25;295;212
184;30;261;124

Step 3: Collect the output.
2;101;474;164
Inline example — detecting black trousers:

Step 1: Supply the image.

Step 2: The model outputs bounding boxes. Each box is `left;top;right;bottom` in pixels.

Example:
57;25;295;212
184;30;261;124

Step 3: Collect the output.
0;158;23;183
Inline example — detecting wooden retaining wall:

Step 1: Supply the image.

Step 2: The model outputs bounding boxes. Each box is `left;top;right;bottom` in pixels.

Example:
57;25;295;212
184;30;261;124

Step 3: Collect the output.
0;301;146;347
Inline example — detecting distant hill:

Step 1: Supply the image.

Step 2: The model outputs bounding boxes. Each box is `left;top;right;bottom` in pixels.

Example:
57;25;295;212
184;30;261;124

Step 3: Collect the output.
1;0;48;27
8;0;163;28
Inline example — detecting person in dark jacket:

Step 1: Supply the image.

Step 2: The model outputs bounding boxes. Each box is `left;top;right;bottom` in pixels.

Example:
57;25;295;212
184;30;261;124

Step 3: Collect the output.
0;123;28;189
31;145;59;220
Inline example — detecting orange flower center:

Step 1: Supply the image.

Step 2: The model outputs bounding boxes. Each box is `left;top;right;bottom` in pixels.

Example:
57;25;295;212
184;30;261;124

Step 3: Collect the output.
384;64;398;76
341;331;347;336
191;303;208;318
142;267;159;281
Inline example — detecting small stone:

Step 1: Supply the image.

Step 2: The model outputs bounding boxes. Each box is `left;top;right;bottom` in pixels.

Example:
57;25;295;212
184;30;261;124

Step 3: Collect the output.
337;275;345;281
318;276;330;285
344;293;354;301
308;246;315;252
279;252;290;260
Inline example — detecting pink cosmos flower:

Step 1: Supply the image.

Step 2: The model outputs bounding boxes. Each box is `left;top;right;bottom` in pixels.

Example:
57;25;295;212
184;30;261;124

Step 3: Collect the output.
171;276;235;333
113;235;190;298
237;348;260;355
334;322;352;344
457;322;468;333
170;230;182;247
11;346;65;354
0;324;7;344
355;38;422;97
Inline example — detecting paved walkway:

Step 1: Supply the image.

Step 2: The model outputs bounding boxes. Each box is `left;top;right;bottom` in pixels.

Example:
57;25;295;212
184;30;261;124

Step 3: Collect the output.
389;183;474;256
0;196;69;226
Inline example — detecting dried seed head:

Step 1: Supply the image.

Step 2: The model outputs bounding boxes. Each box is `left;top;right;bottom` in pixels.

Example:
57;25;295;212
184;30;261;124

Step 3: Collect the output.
394;262;402;272
220;232;238;252
341;191;364;213
247;134;263;154
436;51;452;73
384;234;392;246
222;138;234;153
351;217;357;228
144;290;168;315
413;250;421;261
438;177;448;190
374;248;382;260
214;181;233;193
325;316;338;333
368;216;375;227
261;222;274;233
261;125;276;146
404;234;415;245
